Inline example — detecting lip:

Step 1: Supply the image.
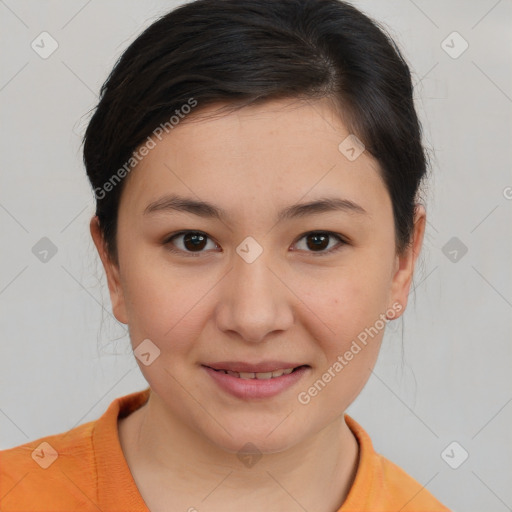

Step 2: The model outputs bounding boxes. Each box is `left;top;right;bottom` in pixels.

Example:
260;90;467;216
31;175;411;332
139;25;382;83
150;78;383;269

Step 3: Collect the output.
202;363;310;400
203;361;304;373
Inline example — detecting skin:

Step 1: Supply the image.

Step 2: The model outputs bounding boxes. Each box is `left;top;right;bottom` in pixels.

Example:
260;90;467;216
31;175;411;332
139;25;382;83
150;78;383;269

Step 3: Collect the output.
90;96;426;512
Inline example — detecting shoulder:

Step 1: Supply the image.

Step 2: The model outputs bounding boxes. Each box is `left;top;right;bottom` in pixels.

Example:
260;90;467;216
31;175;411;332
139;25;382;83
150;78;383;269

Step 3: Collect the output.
342;414;451;511
0;420;99;510
0;388;151;511
375;453;451;511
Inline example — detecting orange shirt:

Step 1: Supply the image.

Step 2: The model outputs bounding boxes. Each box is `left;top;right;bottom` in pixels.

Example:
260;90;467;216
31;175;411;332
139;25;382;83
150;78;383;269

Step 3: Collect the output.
0;388;450;511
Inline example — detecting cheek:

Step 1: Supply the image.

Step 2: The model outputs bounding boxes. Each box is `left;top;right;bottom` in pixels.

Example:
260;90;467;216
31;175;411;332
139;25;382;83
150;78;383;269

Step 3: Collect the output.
295;276;389;414
300;261;392;342
119;252;216;353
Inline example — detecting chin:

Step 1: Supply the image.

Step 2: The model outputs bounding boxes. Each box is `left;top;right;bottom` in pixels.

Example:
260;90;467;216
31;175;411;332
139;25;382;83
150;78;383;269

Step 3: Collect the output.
199;417;314;457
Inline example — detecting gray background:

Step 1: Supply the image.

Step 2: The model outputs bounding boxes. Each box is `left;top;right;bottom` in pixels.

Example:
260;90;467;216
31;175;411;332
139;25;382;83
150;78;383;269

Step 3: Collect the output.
1;1;511;510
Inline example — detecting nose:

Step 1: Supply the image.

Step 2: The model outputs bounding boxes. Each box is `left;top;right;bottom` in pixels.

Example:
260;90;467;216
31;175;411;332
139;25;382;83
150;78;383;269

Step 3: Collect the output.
214;248;294;343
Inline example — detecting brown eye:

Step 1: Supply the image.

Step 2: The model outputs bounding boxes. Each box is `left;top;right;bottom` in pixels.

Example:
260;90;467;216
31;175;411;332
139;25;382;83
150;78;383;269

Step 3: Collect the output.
182;232;207;251
164;231;218;254
293;231;346;254
306;233;329;251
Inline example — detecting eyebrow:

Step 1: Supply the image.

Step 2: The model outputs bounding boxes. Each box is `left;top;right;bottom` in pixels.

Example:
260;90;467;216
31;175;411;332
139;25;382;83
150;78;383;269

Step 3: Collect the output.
143;194;367;222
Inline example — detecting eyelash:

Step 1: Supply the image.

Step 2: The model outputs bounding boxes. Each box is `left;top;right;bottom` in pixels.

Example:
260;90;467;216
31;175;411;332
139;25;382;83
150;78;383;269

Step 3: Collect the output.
162;230;348;257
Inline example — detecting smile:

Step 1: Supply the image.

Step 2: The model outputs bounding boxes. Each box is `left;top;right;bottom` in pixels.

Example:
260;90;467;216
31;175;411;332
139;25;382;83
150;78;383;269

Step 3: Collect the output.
209;367;296;379
202;364;310;400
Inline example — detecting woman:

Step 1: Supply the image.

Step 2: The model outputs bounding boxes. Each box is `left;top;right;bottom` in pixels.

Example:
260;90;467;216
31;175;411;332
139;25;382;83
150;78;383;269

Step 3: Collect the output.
0;0;450;510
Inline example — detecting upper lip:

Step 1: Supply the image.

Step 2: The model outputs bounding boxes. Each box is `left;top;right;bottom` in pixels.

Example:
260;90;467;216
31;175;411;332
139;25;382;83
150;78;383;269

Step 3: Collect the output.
203;361;307;373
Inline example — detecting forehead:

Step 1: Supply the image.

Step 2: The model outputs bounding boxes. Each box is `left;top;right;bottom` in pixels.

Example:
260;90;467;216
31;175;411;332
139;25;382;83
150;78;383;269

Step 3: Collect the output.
120;97;389;222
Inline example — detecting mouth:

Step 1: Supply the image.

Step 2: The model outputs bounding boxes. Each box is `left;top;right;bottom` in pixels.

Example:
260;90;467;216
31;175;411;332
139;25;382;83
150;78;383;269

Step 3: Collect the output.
201;362;311;400
204;365;308;380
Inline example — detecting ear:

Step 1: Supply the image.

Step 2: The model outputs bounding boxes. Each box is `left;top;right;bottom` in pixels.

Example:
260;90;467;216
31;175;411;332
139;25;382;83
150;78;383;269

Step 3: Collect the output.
388;204;426;318
89;216;129;324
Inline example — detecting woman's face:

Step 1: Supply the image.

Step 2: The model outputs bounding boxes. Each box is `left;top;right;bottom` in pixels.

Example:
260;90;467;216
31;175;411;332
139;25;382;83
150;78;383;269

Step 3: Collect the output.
92;97;424;454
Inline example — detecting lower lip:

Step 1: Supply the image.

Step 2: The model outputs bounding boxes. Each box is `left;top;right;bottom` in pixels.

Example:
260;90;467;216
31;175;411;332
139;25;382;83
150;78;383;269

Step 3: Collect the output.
202;365;310;400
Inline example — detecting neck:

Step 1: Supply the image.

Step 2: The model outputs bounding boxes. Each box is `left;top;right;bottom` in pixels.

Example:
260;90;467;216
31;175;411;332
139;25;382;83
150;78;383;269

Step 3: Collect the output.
119;393;360;512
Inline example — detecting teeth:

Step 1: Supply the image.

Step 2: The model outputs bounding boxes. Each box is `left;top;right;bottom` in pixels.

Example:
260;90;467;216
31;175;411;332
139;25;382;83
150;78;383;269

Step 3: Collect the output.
217;367;297;379
256;372;273;380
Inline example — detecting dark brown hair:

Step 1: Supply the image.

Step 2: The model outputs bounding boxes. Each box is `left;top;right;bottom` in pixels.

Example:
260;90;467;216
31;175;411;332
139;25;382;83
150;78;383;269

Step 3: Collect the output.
83;0;428;265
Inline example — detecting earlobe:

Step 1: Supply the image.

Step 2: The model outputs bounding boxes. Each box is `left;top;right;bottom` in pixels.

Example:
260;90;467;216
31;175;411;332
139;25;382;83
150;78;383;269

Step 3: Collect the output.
89;216;129;324
388;204;427;317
